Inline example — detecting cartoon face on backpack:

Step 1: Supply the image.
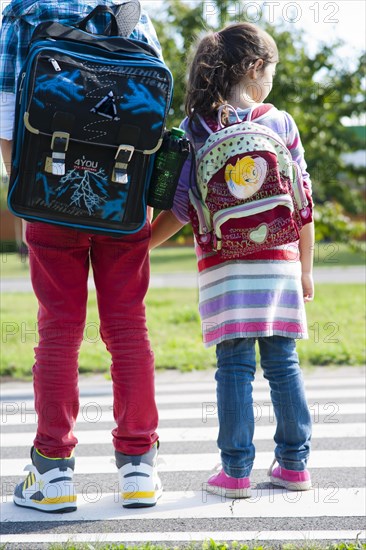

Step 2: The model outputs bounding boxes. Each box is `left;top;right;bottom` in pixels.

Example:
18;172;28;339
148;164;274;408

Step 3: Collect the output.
225;155;268;200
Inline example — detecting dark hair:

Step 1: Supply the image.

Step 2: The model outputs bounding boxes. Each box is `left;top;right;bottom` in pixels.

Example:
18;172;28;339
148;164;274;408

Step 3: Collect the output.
185;23;278;123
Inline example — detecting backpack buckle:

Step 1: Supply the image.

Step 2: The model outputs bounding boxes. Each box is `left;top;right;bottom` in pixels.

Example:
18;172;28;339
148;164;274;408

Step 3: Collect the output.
113;145;135;184
51;131;70;176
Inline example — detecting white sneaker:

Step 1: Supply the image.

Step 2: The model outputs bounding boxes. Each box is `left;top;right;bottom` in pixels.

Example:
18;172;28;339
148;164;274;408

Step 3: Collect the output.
13;447;77;513
116;442;163;508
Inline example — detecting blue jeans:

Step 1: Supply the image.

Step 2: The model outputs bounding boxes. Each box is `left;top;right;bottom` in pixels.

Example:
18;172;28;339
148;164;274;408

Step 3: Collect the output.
215;336;312;477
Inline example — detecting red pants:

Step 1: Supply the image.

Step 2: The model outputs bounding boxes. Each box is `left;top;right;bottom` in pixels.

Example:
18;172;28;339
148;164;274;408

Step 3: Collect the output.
26;221;158;458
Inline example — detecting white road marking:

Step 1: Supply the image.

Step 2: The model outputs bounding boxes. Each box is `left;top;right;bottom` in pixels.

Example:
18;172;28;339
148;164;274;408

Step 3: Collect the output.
1;388;365;408
1;488;365;522
1;401;364;426
1;375;364;399
2;449;365;477
1;422;364;448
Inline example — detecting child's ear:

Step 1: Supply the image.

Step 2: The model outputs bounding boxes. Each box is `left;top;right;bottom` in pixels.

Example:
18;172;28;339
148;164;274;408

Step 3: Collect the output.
250;59;264;79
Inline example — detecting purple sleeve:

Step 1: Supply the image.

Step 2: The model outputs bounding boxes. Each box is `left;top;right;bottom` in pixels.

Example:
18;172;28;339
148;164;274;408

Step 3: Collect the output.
171;118;193;225
171;155;192;225
282;111;312;195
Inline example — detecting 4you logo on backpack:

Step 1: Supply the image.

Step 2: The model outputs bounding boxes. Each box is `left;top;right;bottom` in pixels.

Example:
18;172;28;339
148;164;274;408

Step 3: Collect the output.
189;105;310;259
74;157;99;172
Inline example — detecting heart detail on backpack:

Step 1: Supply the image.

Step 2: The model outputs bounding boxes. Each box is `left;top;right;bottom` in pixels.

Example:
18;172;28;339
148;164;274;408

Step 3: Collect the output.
249;224;268;244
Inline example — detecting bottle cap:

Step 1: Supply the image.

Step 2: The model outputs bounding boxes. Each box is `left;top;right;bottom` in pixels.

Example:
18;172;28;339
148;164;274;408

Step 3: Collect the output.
171;127;185;139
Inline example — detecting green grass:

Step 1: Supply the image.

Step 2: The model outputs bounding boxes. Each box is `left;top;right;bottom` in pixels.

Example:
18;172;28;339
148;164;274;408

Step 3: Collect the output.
0;251;30;278
0;287;215;378
296;283;365;367
150;246;197;273
312;242;365;267
0;242;365;279
0;248;197;279
42;540;366;550
0;247;200;278
1;538;365;550
0;284;365;378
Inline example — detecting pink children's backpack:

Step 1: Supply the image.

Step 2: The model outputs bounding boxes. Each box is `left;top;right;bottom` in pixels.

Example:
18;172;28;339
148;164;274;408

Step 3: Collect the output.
189;104;311;259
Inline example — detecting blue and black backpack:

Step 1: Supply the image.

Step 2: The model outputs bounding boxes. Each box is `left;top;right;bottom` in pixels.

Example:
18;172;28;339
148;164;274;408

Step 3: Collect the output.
8;3;173;235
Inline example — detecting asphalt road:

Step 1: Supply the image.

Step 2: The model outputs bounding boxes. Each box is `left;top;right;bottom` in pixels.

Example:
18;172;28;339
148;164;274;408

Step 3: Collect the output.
0;366;365;549
0;265;365;293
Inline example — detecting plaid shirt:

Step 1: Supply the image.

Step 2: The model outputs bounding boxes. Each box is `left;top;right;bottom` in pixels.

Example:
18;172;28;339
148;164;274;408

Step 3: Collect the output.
0;0;162;93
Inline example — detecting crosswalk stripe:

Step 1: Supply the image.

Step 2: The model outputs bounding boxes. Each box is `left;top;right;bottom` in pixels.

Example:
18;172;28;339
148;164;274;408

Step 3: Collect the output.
1;531;365;544
156;377;366;392
1;488;365;521
1;387;364;407
1;375;363;399
1;422;364;448
2;449;364;477
1;401;364;426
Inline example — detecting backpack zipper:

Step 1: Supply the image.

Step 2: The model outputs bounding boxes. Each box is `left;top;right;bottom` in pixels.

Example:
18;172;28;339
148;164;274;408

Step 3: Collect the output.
212;194;294;250
18;72;27;105
48;58;62;72
189;189;212;234
291;162;308;209
42;53;170;83
197;126;288;171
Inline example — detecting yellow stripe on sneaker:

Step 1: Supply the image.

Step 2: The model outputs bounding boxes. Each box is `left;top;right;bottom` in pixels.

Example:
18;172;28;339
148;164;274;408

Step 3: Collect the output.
32;496;77;504
122;492;155;499
35;449;74;460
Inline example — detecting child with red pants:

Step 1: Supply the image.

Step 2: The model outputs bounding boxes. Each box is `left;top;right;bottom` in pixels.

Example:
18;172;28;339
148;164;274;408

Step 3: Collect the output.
0;0;163;512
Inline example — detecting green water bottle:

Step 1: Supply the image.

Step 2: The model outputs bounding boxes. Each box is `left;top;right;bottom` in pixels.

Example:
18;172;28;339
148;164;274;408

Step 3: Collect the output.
148;128;190;210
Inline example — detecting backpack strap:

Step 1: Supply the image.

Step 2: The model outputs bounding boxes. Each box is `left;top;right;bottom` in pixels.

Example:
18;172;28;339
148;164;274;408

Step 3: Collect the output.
216;104;241;129
246;103;274;122
76;5;119;36
76;1;141;38
196;114;216;135
198;103;275;134
197;104;241;135
31;21;157;56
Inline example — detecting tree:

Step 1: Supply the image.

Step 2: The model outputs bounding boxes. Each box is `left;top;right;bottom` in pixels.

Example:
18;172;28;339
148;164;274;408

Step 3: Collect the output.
150;0;365;216
152;1;205;126
264;30;365;214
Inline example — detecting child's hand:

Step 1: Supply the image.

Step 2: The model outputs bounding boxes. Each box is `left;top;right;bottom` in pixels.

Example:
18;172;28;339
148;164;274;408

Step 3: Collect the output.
302;272;314;302
147;206;154;223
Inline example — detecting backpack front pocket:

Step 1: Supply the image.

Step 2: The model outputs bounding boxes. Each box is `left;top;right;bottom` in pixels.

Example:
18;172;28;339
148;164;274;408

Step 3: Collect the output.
212;194;300;258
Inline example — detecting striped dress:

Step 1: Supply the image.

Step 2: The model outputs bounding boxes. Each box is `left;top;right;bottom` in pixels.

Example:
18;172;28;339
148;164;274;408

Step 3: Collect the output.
172;105;313;348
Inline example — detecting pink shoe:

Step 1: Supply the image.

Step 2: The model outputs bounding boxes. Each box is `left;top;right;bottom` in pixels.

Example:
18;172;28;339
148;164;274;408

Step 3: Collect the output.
206;468;251;498
268;458;311;491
